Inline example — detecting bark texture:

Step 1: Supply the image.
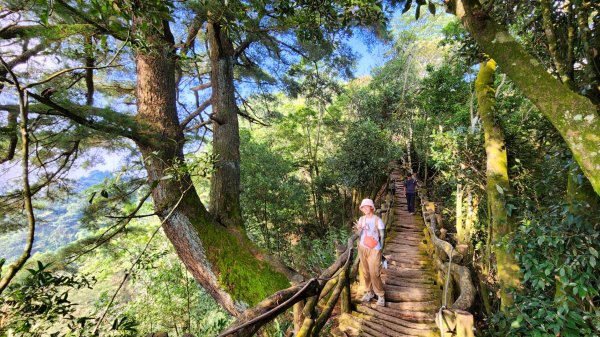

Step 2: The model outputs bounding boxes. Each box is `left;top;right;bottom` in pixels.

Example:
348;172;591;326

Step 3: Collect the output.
452;0;600;196
132;17;288;315
207;21;242;228
567;160;599;212
476;59;521;310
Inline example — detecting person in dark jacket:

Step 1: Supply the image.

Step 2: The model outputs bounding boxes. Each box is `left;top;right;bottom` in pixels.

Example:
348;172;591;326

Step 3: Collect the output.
404;173;418;214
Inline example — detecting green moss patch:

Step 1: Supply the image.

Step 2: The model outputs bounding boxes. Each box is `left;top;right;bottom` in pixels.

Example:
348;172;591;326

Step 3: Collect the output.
195;215;290;306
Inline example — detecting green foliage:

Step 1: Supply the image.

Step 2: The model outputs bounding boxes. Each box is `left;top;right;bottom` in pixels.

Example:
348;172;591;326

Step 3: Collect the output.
439;19;479;64
485;206;600;336
417;63;470;122
334;120;398;192
291;226;352;275
0;261;102;336
240;129;308;254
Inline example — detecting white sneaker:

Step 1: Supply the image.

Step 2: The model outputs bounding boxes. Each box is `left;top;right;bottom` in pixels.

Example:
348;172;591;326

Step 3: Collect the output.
361;291;375;302
376;295;385;306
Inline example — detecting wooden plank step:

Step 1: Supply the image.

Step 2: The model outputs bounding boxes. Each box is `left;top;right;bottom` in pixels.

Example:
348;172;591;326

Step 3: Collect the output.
357;304;438;330
382;276;438;288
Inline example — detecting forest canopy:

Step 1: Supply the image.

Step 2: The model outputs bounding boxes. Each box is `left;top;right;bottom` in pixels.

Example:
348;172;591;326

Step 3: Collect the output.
1;0;599;336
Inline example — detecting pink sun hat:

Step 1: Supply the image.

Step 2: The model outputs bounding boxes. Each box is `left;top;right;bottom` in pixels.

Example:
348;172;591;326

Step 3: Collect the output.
359;198;375;209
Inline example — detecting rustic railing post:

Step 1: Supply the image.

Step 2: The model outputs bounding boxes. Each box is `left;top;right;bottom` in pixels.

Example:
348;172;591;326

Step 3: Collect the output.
455;310;475;337
293;296;304;334
296;295;318;337
336;245;352;314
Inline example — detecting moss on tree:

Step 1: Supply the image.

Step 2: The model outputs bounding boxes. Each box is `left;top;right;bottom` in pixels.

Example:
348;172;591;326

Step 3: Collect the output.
476;59;522;311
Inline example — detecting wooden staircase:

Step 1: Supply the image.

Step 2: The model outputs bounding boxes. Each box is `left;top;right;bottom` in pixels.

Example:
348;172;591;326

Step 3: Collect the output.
336;170;441;337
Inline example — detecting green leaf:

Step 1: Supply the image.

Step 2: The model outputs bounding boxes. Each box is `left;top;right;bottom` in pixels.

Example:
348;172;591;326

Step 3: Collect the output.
402;0;412;14
428;1;436;15
40;11;49;26
511;315;523;328
88;191;97;204
591;256;597;268
415;4;422;20
496;184;504;195
590;247;598;258
506;203;516;216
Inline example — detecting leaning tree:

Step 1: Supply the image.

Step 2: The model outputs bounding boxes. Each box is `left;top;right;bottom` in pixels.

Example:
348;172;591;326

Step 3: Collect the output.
0;0;399;322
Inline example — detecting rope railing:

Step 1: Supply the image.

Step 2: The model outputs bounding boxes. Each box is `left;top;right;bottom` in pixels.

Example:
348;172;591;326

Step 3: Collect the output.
417;188;476;337
217;176;396;337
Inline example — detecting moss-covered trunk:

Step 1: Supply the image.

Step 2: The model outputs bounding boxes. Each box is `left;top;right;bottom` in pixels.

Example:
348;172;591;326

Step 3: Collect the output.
476;59;521;311
451;0;600;197
567;159;599;211
461;186;478;250
132;15;289;316
207;21;243;228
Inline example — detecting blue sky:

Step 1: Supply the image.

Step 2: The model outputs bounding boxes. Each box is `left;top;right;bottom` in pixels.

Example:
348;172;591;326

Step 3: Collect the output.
349;34;390;77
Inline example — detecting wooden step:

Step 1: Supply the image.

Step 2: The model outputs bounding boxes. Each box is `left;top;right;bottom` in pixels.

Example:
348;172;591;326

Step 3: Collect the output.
357;304;438;331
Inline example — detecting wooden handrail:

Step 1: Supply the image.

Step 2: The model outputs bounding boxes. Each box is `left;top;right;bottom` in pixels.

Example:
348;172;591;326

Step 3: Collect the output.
416;186;476;337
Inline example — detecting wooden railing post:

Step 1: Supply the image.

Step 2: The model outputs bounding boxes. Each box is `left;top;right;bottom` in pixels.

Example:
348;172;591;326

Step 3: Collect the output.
293;296;304;334
340;254;352;316
455;310;475;337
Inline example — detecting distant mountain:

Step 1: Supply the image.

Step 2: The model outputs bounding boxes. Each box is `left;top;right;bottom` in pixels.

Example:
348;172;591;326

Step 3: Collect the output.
75;170;112;192
0;170;112;262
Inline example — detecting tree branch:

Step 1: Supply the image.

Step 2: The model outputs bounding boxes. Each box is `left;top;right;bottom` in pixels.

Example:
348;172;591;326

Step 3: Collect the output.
180;16;205;56
234;38;255;58
25;37;127;89
17;93;143;141
0;109;18;164
0;62;35;295
0;24;98;40
84;35;95;105
1;43;47;76
66;187;154;264
180;98;212;128
190;82;211;91
450;0;600;195
54;0;129;41
0;139;80;208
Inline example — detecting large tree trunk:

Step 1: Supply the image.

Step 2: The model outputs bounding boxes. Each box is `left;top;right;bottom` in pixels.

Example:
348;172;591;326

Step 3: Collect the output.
476;59;521;311
132;18;290;315
207;21;243;228
451;0;600;196
566;159;599;212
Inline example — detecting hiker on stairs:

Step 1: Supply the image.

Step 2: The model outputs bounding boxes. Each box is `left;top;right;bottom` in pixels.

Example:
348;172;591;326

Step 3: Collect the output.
355;198;386;307
404;173;419;214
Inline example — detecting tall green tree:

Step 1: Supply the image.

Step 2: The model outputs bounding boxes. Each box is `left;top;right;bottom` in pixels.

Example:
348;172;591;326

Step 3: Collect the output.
199;0;389;229
400;0;600;195
476;59;521;310
0;0;398;322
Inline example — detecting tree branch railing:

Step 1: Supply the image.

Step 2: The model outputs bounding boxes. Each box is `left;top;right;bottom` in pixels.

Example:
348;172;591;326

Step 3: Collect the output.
417;188;476;337
217;176;396;337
